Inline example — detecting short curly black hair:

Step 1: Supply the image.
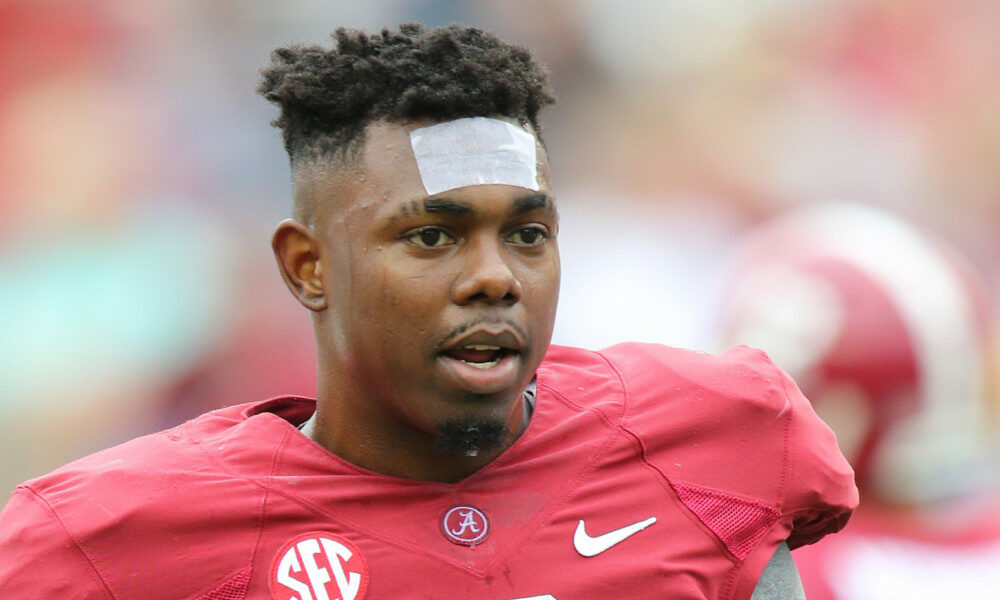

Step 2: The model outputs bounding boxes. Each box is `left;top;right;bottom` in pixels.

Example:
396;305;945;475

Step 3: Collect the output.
258;23;556;164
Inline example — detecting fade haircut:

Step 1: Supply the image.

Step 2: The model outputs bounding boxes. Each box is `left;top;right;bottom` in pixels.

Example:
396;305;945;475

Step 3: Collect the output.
258;23;556;166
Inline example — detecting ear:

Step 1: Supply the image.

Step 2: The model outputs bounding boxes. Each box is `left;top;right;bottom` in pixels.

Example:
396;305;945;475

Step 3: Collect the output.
272;218;328;312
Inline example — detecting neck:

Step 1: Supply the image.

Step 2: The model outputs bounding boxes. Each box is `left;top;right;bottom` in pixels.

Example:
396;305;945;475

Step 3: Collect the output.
302;376;532;483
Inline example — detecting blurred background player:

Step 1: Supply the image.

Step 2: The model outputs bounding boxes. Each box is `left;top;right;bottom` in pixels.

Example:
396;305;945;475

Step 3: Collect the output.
717;201;1000;600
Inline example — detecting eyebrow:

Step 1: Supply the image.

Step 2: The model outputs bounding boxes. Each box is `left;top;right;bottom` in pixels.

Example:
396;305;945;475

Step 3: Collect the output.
512;192;552;215
423;198;474;216
399;192;554;220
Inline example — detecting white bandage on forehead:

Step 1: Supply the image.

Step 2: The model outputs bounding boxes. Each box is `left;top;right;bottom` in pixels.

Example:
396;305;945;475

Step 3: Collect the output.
408;117;539;196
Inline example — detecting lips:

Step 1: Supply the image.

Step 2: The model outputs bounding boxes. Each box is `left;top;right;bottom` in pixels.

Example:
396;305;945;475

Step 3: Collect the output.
437;326;526;393
443;344;512;368
441;327;524;352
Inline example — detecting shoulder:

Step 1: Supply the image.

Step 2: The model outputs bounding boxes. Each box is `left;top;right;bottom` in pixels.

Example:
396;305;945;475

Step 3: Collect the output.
598;342;857;542
537;344;630;422
597;341;800;440
0;400;278;598
17;400;276;523
539;341;808;438
598;340;786;399
22;400;255;496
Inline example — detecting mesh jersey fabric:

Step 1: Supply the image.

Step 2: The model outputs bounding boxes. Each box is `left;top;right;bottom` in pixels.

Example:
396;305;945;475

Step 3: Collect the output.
671;482;781;561
197;569;253;600
0;343;857;600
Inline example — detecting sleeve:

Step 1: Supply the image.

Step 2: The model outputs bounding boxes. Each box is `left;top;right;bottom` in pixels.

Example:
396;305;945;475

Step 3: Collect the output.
776;364;858;549
732;353;858;600
0;487;114;599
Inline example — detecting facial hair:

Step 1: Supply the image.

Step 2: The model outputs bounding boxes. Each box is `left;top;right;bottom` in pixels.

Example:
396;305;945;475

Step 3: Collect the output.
433;417;511;457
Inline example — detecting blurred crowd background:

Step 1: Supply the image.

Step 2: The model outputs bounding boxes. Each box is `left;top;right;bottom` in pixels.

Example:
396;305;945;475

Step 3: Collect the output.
3;0;1000;550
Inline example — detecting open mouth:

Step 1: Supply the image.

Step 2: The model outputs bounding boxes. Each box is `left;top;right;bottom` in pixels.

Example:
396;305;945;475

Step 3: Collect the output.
441;344;516;369
436;326;526;393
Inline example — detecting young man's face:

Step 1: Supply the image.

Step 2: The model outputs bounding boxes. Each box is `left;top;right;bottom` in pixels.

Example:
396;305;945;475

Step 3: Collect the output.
297;118;560;456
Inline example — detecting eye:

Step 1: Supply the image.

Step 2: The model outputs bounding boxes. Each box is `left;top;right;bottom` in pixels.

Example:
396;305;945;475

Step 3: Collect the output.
405;227;455;248
506;226;549;246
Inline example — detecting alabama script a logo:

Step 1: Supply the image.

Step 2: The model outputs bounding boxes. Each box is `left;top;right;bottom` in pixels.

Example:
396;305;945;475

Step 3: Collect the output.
441;505;490;546
269;532;369;600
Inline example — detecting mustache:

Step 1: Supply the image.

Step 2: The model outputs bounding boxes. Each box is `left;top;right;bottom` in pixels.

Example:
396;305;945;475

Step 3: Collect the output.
435;318;529;351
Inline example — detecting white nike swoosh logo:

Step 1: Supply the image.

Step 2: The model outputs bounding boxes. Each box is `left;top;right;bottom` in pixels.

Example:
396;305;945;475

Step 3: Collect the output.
573;516;657;557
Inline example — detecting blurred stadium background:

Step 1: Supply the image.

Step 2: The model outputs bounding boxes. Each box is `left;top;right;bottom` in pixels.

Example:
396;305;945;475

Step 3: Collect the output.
3;0;1000;504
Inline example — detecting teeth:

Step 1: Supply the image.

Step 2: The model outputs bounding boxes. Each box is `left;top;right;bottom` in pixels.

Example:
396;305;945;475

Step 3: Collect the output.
460;358;501;369
464;344;501;351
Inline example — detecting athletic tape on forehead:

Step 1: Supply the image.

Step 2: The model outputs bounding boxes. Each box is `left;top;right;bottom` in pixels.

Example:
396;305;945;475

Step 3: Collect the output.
408;117;539;196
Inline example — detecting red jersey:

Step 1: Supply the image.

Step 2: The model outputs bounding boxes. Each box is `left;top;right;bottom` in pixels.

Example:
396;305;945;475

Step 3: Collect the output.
794;495;1000;600
0;343;856;599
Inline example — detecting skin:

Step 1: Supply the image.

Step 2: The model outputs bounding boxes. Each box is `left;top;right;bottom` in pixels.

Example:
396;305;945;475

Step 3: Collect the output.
272;117;560;483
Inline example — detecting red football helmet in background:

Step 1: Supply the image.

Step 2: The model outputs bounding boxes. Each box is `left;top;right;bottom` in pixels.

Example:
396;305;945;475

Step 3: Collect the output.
718;202;997;505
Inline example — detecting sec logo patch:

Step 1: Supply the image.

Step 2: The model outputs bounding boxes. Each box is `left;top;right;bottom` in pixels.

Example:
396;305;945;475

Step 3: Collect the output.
441;505;490;546
269;532;369;600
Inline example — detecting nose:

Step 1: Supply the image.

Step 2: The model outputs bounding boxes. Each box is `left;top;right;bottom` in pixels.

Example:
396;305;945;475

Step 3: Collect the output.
451;237;523;306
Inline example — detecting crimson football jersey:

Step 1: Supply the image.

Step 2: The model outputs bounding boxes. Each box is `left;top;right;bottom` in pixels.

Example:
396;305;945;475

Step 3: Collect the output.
0;343;857;599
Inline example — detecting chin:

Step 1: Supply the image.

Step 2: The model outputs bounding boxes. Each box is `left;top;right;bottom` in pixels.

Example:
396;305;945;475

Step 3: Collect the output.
432;415;511;457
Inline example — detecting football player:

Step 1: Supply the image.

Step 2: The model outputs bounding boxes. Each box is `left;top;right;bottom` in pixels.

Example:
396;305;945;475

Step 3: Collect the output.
0;24;856;599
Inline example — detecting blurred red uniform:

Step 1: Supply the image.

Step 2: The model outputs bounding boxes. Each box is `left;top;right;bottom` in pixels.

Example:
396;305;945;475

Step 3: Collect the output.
793;494;1000;600
719;201;1000;600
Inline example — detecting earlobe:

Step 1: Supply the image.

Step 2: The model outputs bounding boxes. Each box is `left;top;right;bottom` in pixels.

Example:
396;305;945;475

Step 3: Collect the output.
272;218;328;312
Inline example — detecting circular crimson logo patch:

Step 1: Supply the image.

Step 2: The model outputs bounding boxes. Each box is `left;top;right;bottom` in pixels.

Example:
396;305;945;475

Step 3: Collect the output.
269;532;369;600
441;505;490;546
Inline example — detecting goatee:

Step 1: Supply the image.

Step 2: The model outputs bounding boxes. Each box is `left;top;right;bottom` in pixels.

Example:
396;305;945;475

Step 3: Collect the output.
434;417;510;457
